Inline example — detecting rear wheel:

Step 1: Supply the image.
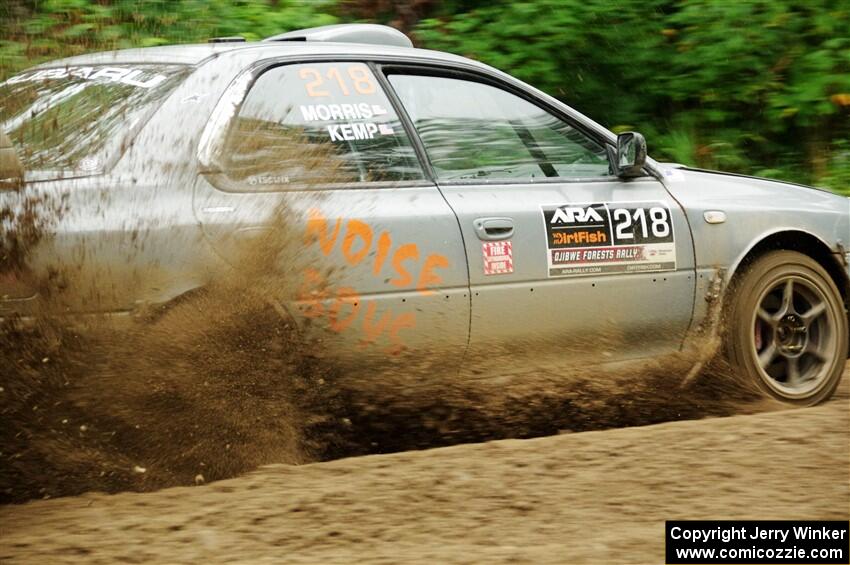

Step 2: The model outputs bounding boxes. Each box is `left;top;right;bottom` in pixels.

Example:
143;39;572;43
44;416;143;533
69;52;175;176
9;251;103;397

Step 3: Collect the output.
724;250;847;405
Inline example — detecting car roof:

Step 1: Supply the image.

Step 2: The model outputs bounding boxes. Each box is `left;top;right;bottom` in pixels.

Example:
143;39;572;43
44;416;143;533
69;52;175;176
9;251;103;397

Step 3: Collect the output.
26;24;621;156
33;39;479;72
34;43;248;68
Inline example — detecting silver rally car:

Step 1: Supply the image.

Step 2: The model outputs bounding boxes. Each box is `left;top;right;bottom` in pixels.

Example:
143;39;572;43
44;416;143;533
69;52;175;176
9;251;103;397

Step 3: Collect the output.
1;24;848;404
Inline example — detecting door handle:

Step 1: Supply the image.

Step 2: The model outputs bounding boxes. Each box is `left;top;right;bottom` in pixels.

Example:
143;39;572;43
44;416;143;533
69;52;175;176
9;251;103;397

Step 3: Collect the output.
474;217;514;241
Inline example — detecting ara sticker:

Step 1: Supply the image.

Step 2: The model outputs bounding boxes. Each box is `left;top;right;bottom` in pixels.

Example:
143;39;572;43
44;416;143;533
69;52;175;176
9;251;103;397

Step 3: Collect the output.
541;201;676;277
482;241;514;275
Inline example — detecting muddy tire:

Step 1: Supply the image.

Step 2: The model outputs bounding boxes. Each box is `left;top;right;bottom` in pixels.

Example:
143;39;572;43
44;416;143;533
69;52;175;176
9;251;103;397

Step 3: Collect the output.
724;250;847;405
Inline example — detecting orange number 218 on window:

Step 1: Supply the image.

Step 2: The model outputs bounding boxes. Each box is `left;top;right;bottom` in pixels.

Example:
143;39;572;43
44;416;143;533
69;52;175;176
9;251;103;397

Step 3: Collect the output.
299;65;376;98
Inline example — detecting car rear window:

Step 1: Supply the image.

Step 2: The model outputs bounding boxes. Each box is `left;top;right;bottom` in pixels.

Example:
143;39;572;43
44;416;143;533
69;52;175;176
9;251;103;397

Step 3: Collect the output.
0;64;189;180
214;62;424;190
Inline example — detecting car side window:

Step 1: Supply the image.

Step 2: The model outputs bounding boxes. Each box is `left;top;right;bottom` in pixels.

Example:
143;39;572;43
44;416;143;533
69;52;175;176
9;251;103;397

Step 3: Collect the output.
219;62;424;189
387;73;611;182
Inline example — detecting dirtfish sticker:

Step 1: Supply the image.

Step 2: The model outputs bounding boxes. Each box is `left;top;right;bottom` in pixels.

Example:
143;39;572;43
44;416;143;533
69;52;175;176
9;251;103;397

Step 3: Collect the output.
541;201;676;277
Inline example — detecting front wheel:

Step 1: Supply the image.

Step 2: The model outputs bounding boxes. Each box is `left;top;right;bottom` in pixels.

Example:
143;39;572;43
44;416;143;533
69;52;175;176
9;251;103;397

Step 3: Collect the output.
724;250;848;405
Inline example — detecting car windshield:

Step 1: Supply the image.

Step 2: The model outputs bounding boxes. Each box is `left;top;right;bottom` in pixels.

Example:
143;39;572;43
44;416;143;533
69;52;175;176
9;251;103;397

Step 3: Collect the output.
0;64;189;179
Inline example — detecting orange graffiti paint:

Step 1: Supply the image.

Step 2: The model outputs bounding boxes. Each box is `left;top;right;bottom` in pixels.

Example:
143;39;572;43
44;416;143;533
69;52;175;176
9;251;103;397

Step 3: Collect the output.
305;208;341;256
373;231;392;275
328;287;361;332
390;243;419;288
417;253;449;295
342;219;373;266
360;301;394;346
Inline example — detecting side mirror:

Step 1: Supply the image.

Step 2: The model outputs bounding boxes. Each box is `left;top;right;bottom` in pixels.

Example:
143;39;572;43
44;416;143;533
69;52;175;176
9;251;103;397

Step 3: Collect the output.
615;131;647;178
0;130;24;190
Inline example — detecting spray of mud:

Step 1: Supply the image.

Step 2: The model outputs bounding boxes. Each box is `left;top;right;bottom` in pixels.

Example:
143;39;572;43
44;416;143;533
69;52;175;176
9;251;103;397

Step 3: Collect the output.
0;229;786;504
0;118;786;505
0;196;341;503
313;338;786;462
0;124;351;502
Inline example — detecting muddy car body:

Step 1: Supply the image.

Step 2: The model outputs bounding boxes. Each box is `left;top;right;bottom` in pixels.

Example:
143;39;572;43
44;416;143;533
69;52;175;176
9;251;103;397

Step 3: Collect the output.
2;24;848;404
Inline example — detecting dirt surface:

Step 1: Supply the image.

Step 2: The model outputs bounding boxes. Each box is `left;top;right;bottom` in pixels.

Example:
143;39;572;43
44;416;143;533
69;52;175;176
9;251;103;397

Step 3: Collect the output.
0;294;774;504
1;377;847;564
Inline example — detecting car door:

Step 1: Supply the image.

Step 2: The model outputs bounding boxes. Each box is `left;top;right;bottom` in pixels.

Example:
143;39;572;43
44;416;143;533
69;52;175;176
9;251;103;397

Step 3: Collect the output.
384;67;696;375
192;60;470;373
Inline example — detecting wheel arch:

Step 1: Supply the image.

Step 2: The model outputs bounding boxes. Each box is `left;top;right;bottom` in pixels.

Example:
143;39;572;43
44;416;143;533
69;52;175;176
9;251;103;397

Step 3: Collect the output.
725;229;849;354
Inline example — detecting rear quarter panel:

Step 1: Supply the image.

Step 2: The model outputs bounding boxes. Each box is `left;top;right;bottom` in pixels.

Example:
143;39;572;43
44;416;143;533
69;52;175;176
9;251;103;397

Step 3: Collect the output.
0;53;244;317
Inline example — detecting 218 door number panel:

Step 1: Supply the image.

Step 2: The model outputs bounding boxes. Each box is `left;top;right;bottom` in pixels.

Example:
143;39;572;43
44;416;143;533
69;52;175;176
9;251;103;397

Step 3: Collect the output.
541;201;676;277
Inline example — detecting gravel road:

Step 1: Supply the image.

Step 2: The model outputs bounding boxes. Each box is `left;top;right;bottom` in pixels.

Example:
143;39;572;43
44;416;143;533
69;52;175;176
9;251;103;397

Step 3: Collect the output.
1;378;847;564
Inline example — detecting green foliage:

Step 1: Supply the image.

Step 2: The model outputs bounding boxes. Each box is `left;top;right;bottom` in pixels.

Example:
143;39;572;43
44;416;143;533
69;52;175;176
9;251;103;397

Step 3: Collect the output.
822;140;850;192
416;0;850;191
1;0;849;192
0;0;337;76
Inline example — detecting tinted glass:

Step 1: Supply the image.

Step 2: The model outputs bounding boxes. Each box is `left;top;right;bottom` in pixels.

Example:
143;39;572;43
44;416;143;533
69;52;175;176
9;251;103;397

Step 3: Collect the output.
220;62;423;189
389;74;611;181
0;65;188;178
